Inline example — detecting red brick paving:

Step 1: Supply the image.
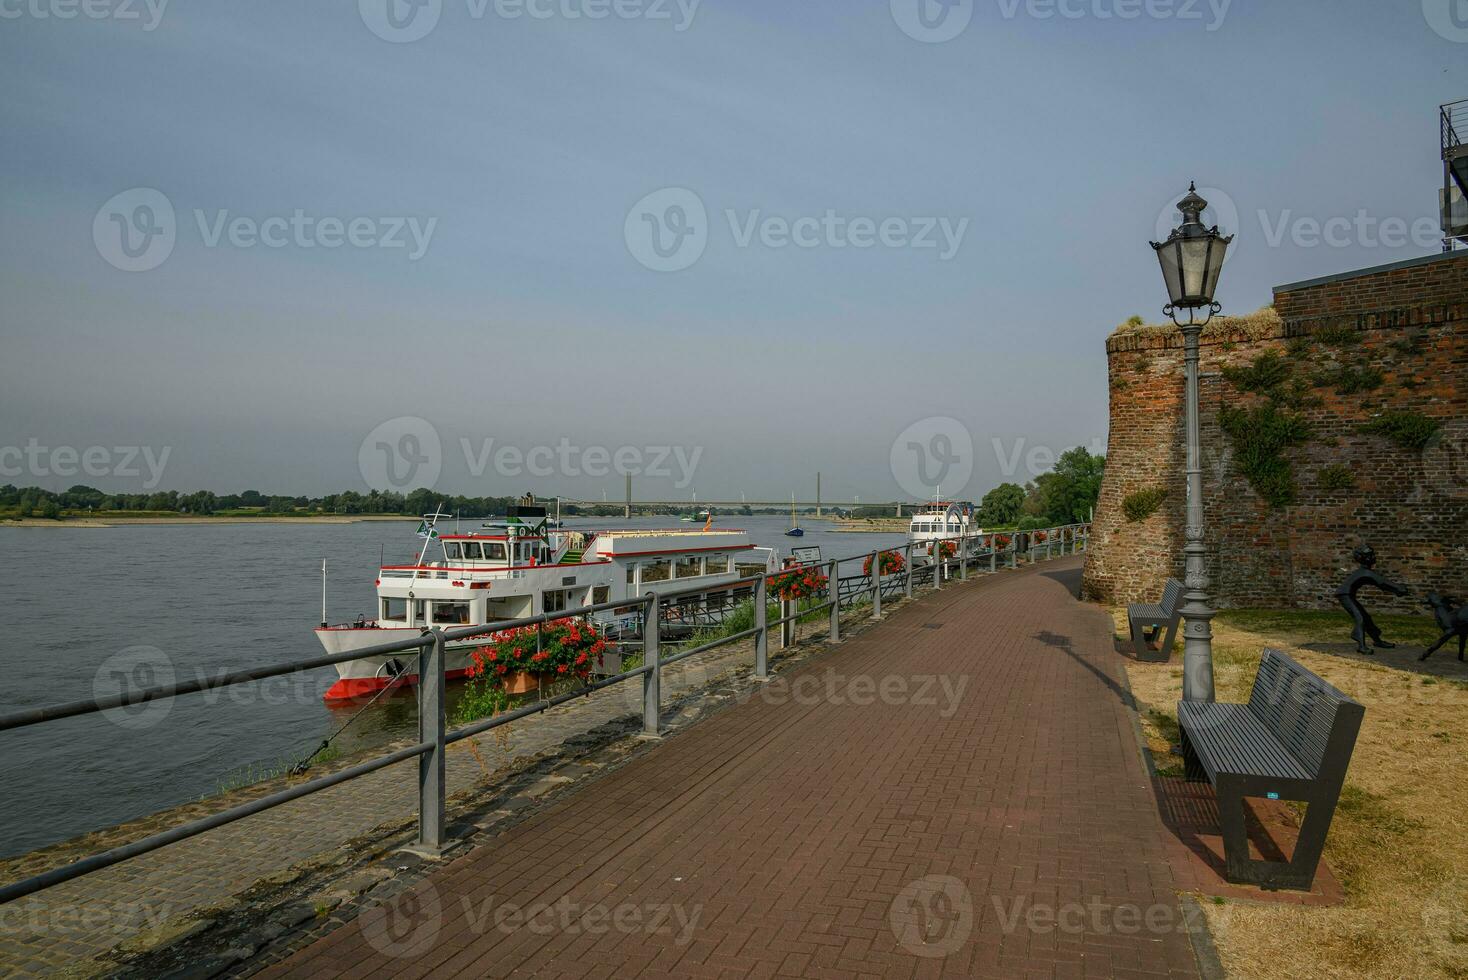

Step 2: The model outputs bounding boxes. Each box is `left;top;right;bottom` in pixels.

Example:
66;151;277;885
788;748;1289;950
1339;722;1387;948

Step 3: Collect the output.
262;560;1203;979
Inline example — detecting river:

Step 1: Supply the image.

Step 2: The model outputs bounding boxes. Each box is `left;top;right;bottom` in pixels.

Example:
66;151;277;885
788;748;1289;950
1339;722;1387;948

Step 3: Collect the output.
0;515;909;858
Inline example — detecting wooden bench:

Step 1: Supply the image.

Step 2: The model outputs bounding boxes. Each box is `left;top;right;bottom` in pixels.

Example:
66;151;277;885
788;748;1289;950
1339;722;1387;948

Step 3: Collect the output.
1128;578;1183;660
1177;649;1365;891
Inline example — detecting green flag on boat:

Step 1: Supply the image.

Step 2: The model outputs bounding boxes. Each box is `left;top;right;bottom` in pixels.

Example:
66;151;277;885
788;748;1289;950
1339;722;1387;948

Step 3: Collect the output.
416;521;439;539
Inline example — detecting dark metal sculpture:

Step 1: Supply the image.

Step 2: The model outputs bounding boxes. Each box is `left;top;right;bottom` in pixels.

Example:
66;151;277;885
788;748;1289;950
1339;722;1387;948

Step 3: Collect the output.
1334;545;1409;655
1420;593;1468;662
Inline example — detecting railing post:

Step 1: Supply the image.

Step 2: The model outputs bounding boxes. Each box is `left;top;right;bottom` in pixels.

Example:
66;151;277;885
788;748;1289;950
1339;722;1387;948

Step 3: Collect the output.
754;573;769;681
418;630;446;852
870;551;882;620
960;532;968;581
782;595;793;649
933;538;943;592
828;558;840;644
904;543;913;599
641;594;661;737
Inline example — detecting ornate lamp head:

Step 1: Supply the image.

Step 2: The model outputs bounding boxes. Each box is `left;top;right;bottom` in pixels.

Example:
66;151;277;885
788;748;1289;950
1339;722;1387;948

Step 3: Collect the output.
1150;182;1233;328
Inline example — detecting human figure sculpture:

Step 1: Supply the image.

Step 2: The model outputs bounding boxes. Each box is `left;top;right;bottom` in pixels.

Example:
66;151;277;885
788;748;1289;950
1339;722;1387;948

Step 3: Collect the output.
1420;593;1468;663
1334;545;1409;655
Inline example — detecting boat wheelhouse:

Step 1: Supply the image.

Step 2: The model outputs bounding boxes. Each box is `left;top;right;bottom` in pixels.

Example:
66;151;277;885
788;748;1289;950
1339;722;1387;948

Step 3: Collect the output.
906;501;984;562
315;514;777;701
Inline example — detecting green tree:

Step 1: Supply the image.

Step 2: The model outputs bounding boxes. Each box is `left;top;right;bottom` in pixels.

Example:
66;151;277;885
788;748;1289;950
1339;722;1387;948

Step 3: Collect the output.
976;483;1026;527
1025;447;1106;525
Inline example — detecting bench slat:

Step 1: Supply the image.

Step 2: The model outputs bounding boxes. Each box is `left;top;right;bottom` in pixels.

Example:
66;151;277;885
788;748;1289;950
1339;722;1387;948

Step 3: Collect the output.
1177;702;1312;781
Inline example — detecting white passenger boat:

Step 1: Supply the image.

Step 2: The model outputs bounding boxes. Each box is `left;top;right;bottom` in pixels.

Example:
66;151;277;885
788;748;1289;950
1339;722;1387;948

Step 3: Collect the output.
314;508;778;701
907;501;984;563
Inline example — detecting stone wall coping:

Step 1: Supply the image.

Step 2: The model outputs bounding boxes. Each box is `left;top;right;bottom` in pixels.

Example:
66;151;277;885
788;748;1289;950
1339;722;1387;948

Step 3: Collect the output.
1274;249;1468;294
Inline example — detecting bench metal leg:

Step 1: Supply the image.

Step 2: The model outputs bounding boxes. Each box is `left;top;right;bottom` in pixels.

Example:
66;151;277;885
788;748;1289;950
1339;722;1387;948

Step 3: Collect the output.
1159;615;1181;660
1215;777;1334;891
1180;728;1206;782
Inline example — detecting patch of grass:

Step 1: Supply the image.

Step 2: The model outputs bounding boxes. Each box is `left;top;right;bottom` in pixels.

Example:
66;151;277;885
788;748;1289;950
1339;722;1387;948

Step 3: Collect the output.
1219;403;1313;507
1122;486;1168;522
1285;336;1313;358
1120;605;1468;978
1221;348;1293;395
1316;463;1356;493
1359;410;1442;451
1312;324;1364;346
1315;363;1384;395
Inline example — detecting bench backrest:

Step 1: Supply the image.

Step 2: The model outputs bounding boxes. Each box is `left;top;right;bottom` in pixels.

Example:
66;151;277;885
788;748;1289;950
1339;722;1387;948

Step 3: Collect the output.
1246;649;1364;777
1160;578;1184;616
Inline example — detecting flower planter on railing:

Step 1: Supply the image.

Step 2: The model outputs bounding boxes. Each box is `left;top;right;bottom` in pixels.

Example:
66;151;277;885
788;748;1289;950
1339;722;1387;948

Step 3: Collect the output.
863;550;906;578
768;567;828;602
467;621;605;693
927;540;957;560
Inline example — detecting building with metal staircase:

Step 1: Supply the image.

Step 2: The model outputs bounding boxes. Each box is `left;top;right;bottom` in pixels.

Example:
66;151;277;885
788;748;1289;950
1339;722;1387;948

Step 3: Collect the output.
1444;99;1468;250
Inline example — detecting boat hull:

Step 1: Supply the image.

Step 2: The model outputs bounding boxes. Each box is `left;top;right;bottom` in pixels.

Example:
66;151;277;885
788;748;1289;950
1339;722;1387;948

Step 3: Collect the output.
315;626;481;702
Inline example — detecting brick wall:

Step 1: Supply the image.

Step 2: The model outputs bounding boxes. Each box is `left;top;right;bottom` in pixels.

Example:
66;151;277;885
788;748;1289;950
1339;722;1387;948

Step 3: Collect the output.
1082;251;1468;612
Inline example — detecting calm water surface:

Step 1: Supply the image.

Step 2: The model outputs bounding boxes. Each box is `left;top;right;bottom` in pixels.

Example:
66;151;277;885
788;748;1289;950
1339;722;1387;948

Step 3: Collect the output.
0;516;906;857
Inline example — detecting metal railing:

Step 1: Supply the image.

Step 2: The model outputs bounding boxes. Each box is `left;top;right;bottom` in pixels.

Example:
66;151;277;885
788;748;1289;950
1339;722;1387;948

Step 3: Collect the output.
1443;99;1467;155
0;522;1088;905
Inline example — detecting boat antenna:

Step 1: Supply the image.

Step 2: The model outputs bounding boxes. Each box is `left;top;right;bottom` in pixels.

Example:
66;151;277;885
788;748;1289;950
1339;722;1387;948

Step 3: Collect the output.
320;558;328;628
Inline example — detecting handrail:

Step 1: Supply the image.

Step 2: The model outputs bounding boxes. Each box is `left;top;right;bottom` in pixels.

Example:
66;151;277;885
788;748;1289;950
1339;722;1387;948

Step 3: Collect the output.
0;521;1090;905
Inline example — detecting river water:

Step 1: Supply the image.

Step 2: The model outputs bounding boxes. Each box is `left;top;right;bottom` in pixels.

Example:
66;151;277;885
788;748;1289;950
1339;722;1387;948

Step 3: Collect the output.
0;516;907;858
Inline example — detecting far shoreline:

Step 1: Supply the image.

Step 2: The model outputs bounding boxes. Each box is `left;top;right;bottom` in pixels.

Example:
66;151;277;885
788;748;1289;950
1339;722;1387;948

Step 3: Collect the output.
1;515;423;528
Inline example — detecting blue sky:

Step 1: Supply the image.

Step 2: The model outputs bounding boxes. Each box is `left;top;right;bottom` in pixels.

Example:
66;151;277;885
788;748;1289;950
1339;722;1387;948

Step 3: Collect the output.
1;0;1464;504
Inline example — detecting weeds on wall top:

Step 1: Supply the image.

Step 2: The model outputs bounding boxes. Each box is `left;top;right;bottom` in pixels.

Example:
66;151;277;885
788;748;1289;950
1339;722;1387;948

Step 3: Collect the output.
1359;410;1442;451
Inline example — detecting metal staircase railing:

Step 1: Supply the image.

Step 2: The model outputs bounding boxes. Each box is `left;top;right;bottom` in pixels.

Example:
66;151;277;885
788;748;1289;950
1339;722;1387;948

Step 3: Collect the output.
1442;100;1467;158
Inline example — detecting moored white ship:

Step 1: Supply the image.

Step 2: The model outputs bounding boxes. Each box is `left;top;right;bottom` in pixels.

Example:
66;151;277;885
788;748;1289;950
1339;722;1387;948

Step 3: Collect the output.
315;508;778;700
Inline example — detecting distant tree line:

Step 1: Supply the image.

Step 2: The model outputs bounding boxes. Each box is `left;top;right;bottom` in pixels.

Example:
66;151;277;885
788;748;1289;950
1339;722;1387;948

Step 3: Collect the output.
1;447;1104;523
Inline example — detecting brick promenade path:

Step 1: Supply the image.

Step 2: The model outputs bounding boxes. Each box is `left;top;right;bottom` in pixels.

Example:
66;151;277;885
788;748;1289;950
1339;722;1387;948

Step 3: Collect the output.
264;560;1202;980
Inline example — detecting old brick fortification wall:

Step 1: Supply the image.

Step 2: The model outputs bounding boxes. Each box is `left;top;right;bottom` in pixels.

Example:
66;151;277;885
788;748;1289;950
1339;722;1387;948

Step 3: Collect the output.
1083;250;1468;612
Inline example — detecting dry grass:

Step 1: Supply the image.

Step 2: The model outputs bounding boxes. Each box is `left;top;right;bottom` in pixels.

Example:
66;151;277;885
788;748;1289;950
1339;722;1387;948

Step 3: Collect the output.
1110;306;1282;343
1115;607;1468;980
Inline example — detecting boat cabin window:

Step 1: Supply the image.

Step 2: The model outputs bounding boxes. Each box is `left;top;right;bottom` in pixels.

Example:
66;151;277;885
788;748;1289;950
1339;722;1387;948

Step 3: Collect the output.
626;564;637;585
432;602;471;625
592;586;610;605
642;560;671;583
460;542;482;560
381;597;408;622
675;557;701;579
444;542;462;560
483;542;506;562
705;555;730;575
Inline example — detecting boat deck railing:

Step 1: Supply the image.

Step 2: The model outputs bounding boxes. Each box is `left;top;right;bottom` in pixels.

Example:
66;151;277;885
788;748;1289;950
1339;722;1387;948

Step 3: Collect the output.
0;523;1089;906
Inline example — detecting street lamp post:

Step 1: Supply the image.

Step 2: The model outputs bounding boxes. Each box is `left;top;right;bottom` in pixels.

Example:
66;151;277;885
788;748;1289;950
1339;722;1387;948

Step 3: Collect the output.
1150;183;1233;704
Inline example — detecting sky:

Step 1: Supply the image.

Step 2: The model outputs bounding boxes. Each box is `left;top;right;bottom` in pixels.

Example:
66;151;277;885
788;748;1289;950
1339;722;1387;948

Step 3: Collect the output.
1;0;1464;505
